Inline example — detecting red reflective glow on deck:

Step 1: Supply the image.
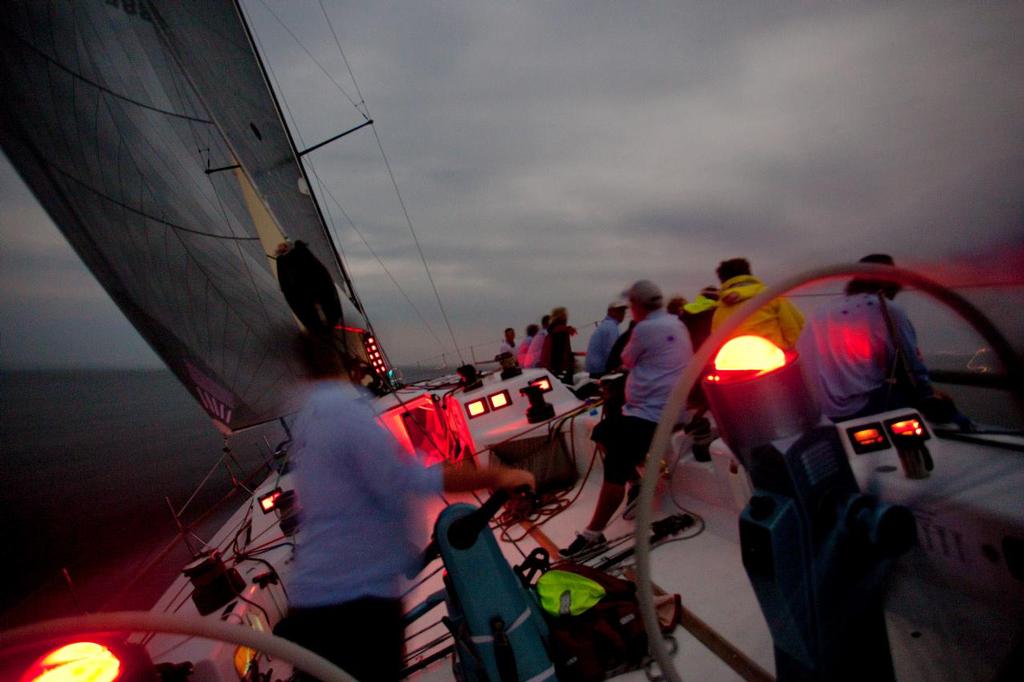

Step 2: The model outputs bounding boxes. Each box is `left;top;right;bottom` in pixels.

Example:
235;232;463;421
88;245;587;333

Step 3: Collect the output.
890;419;924;437
853;428;885;446
713;335;787;373
21;642;121;682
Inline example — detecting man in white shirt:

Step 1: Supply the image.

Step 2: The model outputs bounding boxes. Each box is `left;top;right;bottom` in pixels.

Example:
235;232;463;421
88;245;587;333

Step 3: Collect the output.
562;280;691;556
495;327;516;359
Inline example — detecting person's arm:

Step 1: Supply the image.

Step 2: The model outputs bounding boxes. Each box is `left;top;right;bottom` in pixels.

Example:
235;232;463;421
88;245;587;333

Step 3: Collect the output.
442;464;535;492
776;298;805;350
893;306;931;386
620;322;644;370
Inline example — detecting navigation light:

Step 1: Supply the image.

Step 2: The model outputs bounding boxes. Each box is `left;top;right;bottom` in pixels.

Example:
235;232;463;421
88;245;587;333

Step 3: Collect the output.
711;335;788;376
702;335;818;452
20;642;131;682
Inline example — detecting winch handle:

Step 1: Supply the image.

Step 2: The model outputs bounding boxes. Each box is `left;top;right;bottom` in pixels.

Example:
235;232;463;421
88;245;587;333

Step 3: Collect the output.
447;485;532;550
416;485;530;568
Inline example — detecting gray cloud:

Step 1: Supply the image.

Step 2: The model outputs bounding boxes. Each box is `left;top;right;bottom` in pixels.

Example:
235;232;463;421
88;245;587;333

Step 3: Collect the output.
2;1;1022;367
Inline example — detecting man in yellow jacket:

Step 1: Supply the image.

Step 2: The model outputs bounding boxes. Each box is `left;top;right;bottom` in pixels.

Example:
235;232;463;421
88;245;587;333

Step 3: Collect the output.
711;258;804;350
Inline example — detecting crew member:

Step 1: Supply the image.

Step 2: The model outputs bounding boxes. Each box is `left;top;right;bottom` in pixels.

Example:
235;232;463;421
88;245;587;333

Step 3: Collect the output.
797;254;969;426
278;333;534;680
585;300;628;378
524;315;550;368
496;327;516;359
561;280;690;556
517;324;539;368
711;258;804;350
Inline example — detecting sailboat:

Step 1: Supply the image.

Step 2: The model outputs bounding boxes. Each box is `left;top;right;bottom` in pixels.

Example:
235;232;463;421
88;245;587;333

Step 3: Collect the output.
1;1;1022;681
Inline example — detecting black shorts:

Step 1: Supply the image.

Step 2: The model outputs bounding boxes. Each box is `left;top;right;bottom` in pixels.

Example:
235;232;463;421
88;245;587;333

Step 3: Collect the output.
592;415;658;485
275;596;404;681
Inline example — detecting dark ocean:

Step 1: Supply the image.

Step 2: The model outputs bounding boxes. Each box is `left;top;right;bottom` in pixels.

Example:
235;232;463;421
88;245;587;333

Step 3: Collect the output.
0;366;443;628
1;366;1018;629
0;369;289;627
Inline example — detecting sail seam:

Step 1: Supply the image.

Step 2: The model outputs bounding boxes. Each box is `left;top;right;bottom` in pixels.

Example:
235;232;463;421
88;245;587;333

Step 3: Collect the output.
1;21;214;124
46;164;262;241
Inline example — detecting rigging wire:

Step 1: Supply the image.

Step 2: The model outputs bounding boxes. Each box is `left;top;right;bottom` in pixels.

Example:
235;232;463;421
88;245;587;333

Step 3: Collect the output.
253;0;366;118
245;0;450;376
318;0;369;119
319;183;448;352
314;3;467;365
365;116;466;366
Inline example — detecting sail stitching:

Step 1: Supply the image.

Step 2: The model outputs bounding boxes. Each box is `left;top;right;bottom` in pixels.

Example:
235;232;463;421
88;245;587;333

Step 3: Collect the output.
1;20;213;124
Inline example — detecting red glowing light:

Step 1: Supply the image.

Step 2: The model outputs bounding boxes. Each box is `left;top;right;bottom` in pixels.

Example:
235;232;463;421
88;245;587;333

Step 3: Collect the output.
705;374;721;383
713;336;787;373
259;489;282;513
488;390;511;410
21;642;121;682
466;399;489;418
853;428;885;446
336;325;367;334
890;419;924;438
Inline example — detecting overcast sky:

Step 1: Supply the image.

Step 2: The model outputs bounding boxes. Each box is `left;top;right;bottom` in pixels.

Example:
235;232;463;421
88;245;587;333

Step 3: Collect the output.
1;1;1022;369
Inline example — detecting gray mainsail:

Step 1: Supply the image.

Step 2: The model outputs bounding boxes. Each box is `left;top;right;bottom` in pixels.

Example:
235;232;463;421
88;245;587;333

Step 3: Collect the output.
0;0;373;431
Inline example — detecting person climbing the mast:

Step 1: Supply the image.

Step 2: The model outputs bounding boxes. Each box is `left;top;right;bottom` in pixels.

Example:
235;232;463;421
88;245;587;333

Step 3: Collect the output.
275;240;344;335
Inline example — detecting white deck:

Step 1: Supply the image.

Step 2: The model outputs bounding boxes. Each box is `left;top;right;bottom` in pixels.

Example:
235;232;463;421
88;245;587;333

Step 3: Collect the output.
135;383;1024;681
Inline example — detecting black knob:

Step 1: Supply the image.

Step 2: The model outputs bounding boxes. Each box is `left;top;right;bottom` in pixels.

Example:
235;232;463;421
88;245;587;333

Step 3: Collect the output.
749;495;776;521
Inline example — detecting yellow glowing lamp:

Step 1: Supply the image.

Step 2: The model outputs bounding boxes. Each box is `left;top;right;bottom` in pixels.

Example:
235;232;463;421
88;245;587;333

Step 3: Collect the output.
21;642;121;682
713;335;787;374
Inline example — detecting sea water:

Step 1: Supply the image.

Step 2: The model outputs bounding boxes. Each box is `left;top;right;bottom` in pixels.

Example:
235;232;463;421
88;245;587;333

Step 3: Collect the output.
0;369;282;626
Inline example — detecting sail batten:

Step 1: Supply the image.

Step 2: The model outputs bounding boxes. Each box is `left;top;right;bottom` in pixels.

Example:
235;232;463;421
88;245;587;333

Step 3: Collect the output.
0;0;372;431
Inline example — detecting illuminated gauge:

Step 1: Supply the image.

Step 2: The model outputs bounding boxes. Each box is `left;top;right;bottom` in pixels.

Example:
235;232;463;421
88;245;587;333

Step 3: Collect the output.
258;488;283;513
488;390;512;411
845;423;890;454
465;398;489;418
527;377;553;393
886;416;930;441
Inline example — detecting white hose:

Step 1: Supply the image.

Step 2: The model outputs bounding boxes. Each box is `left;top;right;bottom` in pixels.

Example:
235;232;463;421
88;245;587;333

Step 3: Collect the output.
0;611;358;682
634;262;1023;682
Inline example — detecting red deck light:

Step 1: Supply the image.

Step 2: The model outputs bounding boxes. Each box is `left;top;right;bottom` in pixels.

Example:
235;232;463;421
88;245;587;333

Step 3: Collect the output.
713;335;787;373
21;642;122;682
466;398;489;418
258;488;283;513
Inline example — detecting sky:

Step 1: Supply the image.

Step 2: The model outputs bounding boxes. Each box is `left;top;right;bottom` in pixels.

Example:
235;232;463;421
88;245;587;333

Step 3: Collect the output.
1;1;1022;370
